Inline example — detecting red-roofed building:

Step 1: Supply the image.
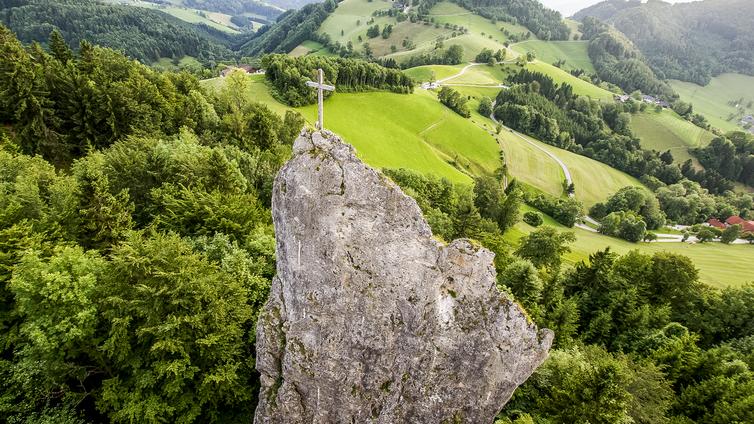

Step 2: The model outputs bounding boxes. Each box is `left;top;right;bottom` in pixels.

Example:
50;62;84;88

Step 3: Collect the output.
708;218;725;229
724;216;754;232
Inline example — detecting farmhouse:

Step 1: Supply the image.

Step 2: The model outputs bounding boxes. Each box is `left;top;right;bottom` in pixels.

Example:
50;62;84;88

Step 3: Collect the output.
725;216;754;232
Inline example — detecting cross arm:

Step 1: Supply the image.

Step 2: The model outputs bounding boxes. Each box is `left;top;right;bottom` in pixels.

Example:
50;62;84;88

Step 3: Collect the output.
305;81;336;91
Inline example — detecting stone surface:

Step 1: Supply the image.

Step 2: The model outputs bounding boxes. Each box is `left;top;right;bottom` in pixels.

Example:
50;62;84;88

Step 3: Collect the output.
254;130;553;423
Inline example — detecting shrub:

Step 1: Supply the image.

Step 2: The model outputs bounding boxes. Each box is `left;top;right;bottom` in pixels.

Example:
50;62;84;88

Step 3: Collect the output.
523;211;543;227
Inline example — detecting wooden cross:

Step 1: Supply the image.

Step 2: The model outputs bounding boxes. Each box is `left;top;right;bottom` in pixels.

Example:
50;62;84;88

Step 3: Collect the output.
305;68;335;130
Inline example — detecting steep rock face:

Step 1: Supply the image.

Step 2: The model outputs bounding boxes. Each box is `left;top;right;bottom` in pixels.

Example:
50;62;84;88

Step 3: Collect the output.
255;130;553;423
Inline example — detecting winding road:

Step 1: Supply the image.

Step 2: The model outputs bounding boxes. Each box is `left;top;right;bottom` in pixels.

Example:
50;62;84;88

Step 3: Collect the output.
424;63;748;243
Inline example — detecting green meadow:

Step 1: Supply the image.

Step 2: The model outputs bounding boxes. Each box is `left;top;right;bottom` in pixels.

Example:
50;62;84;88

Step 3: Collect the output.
517;61;614;101
631;109;716;164
507;206;754;288
513;40;595;73
671;73;754;132
297;90;502;184
402;64;466;82
202;74;753;288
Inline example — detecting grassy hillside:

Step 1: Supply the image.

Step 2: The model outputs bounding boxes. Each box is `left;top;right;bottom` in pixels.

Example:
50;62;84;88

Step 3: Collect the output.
103;0;248;33
507;207;753;289
631;109;716;164
448;84;646;207
670;73;754;133
297;90;502;183
403;64;466;82
289;40;335;57
512;61;614;101
317;0;451;58
513;40;595;73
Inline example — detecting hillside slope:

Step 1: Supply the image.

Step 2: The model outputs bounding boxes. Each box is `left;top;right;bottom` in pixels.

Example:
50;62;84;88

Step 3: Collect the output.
0;0;233;62
574;0;754;85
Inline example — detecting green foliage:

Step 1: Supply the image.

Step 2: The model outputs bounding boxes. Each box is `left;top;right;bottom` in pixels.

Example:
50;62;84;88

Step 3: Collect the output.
575;0;754;85
262;54;413;107
579;17;673;98
694;132;754;187
523;189;582;227
515;226;575;271
0;26;221;164
0;0;232;63
437;86;470;118
478;96;493;117
503;345;665;424
590;186;665;230
522;211;542;227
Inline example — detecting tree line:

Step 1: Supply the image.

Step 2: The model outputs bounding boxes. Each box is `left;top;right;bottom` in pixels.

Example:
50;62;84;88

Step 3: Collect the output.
262;54;414;107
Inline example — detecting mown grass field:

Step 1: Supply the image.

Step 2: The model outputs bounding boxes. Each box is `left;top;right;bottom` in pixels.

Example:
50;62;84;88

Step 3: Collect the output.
141;2;242;33
402;64;466;82
427;1;532;42
387;1;528;63
514;132;648;208
670;73;754;132
631;109;716;164
297;90;502;184
512;40;595;73
507;207;754;288
511;61;614;101
442;64;508;85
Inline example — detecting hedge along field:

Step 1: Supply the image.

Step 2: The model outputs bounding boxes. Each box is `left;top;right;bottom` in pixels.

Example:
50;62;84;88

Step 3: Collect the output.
631;109;716;165
506;207;754;289
512;40;595;73
671;73;754;132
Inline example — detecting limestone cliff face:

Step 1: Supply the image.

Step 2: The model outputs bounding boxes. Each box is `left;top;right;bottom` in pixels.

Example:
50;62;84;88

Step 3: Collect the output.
254;130;553;423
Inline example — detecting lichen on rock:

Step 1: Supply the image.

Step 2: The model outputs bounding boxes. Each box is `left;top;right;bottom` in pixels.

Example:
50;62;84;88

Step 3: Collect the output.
254;130;553;423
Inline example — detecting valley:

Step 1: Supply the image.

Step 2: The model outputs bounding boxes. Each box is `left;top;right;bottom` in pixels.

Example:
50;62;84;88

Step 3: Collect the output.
1;0;753;422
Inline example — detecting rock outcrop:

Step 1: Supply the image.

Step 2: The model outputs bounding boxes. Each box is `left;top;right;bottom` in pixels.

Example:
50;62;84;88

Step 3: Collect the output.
254;130;553;423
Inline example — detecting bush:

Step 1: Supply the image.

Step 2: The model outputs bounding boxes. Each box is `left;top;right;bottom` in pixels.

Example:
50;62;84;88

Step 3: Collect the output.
523;211;543;227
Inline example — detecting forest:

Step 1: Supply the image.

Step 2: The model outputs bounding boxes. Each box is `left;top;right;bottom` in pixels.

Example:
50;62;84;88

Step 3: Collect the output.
579;16;674;99
262;54;413;106
385;169;754;424
236;0;336;57
0;0;234;63
575;0;754;85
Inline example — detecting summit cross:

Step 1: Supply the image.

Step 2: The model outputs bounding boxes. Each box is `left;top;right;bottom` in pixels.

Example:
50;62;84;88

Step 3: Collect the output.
305;68;335;130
